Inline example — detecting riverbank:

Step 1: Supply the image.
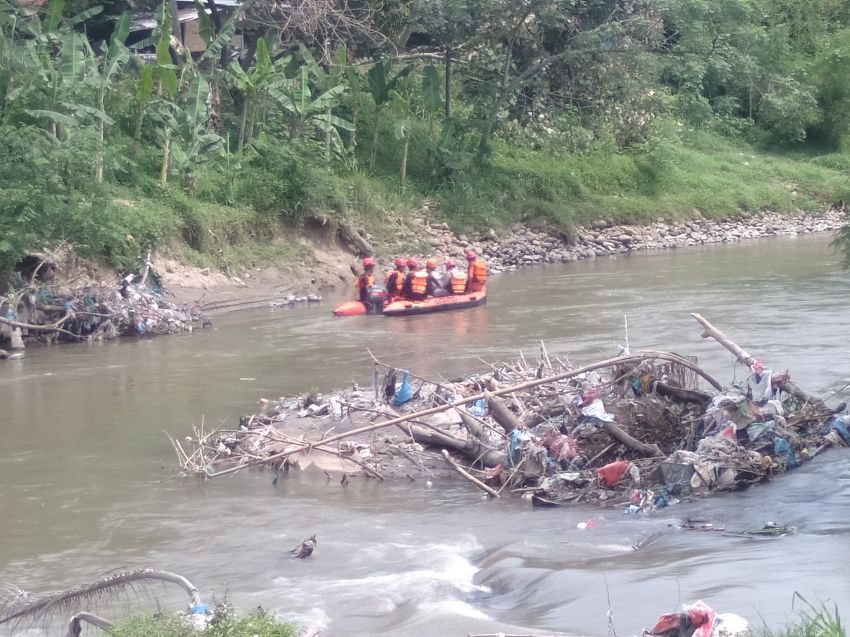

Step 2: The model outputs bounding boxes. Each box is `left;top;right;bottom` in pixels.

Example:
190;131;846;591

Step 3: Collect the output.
131;205;850;312
1;205;846;354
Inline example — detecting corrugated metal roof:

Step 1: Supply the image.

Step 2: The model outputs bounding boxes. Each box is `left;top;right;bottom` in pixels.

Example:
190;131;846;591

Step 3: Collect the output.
130;8;203;32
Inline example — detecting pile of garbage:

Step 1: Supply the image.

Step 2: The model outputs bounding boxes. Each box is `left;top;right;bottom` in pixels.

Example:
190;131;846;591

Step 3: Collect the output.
173;314;848;511
1;257;205;354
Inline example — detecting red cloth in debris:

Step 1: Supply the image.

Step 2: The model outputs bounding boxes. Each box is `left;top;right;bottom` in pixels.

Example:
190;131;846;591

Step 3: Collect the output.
596;460;630;487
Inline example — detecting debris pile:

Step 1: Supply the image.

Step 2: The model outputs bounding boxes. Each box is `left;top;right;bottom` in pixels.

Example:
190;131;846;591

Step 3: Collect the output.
1;253;206;352
173;314;848;511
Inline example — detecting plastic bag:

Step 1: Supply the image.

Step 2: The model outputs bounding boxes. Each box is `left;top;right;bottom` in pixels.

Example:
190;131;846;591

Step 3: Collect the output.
392;370;412;407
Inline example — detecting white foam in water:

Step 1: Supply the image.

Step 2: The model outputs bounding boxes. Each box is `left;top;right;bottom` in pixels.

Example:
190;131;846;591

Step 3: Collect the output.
418;598;491;620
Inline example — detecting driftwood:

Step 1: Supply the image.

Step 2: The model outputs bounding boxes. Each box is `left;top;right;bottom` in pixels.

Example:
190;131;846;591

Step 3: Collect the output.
691;313;832;410
486;392;522;434
441;450;500;498
655;381;712;405
599;421;663;458
401;414;508;468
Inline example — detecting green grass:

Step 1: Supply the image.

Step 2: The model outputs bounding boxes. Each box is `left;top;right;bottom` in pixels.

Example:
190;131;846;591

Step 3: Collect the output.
759;596;845;637
429;125;850;231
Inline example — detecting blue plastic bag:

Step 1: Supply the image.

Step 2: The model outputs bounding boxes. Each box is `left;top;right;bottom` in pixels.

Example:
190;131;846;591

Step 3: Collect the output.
392;370;412;407
469;399;485;418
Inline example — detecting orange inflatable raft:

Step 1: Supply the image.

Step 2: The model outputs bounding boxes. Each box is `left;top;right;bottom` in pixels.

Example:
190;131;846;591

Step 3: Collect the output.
333;287;487;317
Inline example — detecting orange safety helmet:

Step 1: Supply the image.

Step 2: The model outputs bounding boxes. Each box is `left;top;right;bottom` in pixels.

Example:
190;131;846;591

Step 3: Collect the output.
445;258;456;269
407;257;419;269
362;256;376;268
425;258;437;270
393;257;406;269
465;249;477;261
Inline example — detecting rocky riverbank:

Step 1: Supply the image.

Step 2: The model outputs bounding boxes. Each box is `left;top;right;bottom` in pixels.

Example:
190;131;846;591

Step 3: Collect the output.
406;208;846;273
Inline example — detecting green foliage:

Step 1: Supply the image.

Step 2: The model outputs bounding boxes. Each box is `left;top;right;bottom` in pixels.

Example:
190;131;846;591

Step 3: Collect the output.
758;595;845;637
111;608;297;637
2;0;850;276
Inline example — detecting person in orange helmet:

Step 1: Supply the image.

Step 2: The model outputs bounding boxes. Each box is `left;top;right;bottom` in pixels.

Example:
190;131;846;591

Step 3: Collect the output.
424;258;444;297
385;257;407;299
464;249;487;293
444;257;467;295
354;256;377;305
404;257;429;301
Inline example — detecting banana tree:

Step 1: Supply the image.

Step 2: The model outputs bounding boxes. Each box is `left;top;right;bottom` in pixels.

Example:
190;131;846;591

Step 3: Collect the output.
366;60;411;170
268;65;353;155
83;11;130;183
171;74;222;192
224;37;274;153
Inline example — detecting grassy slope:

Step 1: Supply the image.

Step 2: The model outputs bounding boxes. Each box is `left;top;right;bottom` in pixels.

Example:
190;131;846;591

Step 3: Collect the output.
101;128;850;272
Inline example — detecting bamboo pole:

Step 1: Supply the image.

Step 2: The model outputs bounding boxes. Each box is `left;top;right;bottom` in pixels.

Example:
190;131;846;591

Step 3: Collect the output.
206;351;721;479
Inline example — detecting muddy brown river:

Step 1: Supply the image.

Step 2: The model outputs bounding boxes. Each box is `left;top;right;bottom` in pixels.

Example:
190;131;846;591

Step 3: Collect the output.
1;234;849;636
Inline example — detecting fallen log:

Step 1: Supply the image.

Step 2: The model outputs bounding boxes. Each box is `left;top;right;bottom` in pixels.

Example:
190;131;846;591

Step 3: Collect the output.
691;313;833;410
441;450;500;498
402;417;508;468
655;381;712;405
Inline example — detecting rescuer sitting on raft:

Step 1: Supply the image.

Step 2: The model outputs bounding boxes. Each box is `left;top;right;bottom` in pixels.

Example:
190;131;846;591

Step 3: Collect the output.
385;257;407;300
444;258;468;295
406;259;429;301
464;249;487;293
424;258;447;297
353;257;387;314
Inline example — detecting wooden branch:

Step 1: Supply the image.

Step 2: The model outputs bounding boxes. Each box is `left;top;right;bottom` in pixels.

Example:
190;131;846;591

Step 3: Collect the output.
206;351;719;479
0;314;83;340
691;313;830;409
599;421;663;457
441;450;500;498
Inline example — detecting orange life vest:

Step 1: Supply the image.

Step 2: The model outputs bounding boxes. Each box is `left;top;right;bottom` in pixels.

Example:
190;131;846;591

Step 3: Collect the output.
449;270;467;294
410;269;428;295
467;259;486;292
356;273;375;290
385;269;403;294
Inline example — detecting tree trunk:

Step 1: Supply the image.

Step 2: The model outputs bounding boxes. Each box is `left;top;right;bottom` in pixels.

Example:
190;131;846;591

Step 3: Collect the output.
400;133;409;184
132;107;146;161
95;118;104;184
444;47;452;120
237;96;248;153
95;92;105;184
160;131;171;188
325;104;332;161
369;107;380;170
